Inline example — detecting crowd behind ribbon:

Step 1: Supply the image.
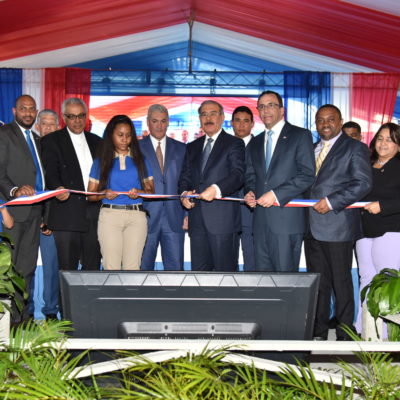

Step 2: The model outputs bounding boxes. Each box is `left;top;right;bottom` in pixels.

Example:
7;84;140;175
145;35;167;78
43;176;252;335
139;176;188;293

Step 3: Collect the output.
0;91;399;342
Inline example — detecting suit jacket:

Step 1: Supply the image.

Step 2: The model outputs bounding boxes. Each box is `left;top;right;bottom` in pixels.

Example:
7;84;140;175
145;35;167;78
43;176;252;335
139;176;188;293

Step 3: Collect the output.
41;127;102;232
308;133;372;241
139;135;186;233
0;121;43;222
245;122;315;235
178;130;245;235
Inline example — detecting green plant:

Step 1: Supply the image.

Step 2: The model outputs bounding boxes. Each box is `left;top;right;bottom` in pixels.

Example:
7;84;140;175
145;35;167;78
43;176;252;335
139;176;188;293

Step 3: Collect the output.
361;268;400;340
0;319;104;399
0;232;26;313
2;321;400;399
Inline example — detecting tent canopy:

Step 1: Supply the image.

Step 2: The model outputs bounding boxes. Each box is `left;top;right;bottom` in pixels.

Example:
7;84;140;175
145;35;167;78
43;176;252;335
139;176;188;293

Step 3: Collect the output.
1;0;399;72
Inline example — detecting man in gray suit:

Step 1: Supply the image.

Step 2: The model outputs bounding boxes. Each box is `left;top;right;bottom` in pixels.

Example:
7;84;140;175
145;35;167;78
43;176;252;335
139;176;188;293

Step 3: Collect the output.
305;104;372;341
245;90;315;272
0;94;44;322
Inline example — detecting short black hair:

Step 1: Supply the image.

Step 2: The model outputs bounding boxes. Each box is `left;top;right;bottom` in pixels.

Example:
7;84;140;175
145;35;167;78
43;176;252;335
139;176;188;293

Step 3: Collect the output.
342;121;361;133
316;104;342;120
258;90;283;107
232;106;254;122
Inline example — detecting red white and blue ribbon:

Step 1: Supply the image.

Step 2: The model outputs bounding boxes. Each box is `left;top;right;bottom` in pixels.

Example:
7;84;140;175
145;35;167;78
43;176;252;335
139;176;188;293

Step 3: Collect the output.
0;189;370;209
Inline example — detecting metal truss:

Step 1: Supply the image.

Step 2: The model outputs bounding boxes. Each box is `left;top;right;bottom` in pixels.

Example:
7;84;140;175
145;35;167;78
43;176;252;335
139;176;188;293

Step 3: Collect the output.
91;70;285;96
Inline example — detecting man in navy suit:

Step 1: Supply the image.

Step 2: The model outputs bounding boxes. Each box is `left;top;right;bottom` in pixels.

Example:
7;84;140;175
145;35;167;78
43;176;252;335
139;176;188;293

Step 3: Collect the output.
245;90;315;272
179;100;245;271
140;104;186;270
232;106;255;271
305;104;372;340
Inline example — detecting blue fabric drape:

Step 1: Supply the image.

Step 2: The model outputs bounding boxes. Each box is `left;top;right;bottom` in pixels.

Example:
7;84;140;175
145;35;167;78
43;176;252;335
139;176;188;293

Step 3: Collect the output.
284;72;331;141
0;68;22;125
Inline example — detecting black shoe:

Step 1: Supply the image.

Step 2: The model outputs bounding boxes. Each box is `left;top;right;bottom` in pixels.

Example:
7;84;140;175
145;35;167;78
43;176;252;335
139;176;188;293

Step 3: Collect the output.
45;314;59;321
313;336;328;341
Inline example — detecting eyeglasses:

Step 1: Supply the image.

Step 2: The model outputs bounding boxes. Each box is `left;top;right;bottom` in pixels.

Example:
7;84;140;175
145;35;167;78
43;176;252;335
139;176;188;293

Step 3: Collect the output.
64;113;86;121
199;111;220;118
257;103;281;111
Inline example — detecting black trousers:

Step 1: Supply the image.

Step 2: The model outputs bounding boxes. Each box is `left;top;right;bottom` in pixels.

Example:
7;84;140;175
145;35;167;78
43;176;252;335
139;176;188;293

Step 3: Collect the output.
190;216;239;272
4;205;41;321
53;205;101;271
304;237;354;339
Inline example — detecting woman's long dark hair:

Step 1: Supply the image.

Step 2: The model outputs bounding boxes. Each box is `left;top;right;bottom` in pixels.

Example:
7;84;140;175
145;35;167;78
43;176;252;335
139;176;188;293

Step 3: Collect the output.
369;122;400;164
97;115;148;191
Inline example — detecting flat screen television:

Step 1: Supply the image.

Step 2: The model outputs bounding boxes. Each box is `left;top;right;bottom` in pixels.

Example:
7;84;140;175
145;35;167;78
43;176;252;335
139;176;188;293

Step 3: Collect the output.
60;271;319;342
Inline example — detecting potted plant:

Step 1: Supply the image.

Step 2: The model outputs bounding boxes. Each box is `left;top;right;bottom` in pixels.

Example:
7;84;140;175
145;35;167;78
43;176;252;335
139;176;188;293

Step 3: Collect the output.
361;268;400;341
0;232;26;339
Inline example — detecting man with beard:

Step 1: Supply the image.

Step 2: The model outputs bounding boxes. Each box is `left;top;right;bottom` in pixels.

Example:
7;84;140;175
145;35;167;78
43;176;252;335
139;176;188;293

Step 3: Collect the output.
179;100;245;271
0;95;45;323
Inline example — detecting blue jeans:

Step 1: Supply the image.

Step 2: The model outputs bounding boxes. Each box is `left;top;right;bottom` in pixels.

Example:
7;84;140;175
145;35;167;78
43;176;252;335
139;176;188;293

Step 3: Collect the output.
40;233;59;315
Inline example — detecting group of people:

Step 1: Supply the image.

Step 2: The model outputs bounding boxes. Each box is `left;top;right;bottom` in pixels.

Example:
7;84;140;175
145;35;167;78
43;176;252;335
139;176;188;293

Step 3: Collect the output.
0;91;398;341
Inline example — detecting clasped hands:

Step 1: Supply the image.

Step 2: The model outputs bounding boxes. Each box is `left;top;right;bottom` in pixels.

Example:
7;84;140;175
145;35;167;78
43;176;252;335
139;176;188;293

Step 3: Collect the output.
244;190;277;208
181;186;217;209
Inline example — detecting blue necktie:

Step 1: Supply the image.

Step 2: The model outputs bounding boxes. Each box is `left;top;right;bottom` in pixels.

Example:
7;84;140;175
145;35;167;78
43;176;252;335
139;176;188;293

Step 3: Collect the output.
201;137;213;172
24;129;43;192
265;130;273;171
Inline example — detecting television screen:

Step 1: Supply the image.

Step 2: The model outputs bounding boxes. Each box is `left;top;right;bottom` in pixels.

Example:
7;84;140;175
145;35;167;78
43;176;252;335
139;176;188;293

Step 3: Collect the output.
60;271;319;342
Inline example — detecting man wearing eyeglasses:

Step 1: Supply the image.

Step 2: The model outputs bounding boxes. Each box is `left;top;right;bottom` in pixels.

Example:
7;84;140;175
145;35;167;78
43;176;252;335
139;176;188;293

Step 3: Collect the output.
245;90;315;272
41;98;102;272
179;100;245;271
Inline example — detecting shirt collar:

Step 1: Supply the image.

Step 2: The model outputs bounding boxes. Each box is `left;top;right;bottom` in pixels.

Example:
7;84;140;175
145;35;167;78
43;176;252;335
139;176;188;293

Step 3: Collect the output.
265;119;285;136
205;128;222;142
150;134;166;146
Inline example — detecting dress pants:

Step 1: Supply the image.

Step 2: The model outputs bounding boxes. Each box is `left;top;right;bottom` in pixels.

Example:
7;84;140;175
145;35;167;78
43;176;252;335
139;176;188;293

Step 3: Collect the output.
53;204;101;271
254;224;302;272
305;237;354;339
190;216;239;271
141;213;184;271
239;225;255;271
40;232;59;315
4;205;42;321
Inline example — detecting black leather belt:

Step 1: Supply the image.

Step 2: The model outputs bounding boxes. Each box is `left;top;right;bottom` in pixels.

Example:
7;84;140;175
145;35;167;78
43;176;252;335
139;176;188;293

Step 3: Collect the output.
101;204;144;211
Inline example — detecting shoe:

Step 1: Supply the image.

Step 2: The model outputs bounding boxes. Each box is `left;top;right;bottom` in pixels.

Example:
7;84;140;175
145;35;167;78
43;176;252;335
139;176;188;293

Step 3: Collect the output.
313;335;328;341
45;314;59;321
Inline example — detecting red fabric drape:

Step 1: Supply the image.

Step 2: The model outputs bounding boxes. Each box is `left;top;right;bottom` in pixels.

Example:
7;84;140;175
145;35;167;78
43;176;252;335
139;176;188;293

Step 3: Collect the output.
351;73;400;145
44;68;91;130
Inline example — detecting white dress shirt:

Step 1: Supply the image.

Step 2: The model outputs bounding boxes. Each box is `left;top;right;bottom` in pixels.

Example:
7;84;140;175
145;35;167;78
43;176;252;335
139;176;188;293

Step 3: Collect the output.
67;128;93;191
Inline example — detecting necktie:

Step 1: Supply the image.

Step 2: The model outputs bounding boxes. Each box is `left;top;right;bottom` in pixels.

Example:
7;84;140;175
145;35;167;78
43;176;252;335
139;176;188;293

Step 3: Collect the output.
156;140;164;173
315;141;330;175
24;129;43;191
201;137;213;172
265;130;273;171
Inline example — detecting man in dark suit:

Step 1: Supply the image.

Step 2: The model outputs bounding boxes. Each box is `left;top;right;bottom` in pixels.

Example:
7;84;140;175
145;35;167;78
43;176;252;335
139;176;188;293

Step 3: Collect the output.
41;98;102;271
178;100;245;271
231;106;255;271
0;94;45;321
245;90;315;272
305;104;372;340
140;104;186;270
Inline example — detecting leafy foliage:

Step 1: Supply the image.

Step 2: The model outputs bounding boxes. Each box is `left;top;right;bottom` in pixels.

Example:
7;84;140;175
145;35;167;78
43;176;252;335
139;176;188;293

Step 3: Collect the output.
1;321;400;399
361;268;400;340
0;232;26;313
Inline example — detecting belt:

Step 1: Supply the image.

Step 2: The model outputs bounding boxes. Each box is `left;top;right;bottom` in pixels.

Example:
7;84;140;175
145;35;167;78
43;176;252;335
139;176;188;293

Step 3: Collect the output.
101;204;144;211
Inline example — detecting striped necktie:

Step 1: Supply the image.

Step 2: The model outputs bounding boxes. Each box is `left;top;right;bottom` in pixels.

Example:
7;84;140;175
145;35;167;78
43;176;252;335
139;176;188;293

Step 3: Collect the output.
315;141;330;175
201;137;213;172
